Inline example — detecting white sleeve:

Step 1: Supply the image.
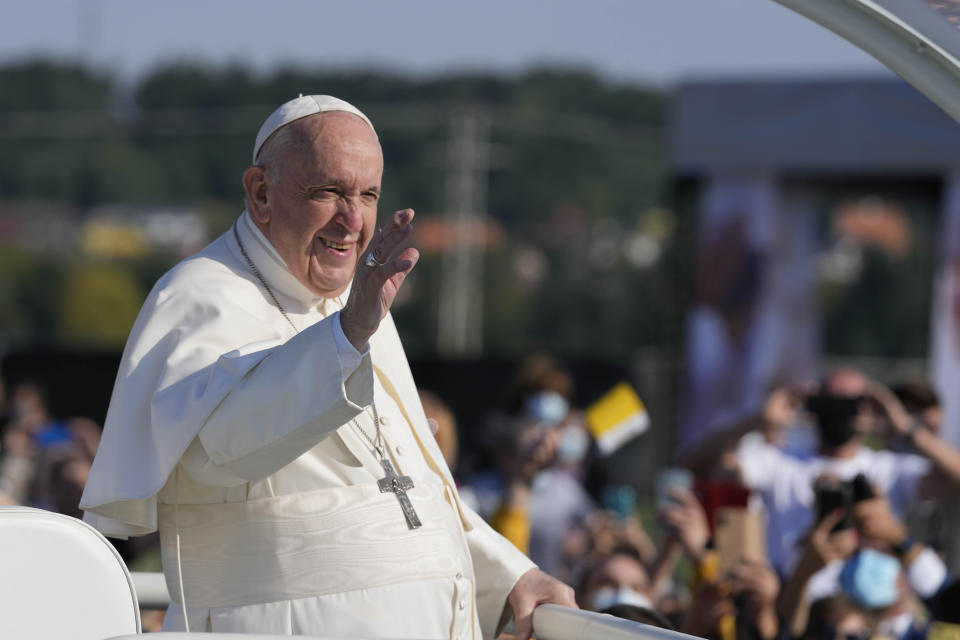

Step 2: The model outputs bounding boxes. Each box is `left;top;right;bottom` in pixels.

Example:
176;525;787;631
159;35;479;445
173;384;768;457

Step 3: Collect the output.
886;452;933;518
907;547;948;599
178;312;374;487
332;310;367;372
460;500;537;638
736;434;785;491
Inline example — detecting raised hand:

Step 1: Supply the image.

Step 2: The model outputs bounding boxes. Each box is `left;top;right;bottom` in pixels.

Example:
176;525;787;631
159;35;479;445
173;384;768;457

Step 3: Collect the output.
853;494;908;548
661;487;711;561
868;382;913;436
801;509;858;571
763;387;803;428
729;558;780;609
340;208;420;351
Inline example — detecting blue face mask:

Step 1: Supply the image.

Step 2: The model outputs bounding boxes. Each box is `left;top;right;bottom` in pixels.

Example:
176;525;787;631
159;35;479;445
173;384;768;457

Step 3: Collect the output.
557;427;590;463
840;548;901;609
523;391;569;426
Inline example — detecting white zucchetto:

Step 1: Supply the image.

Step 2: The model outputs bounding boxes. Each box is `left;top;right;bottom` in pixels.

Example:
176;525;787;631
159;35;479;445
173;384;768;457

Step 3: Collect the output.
252;94;377;163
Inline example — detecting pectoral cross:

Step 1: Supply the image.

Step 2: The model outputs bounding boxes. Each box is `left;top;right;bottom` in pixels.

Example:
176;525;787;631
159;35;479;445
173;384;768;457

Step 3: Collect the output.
378;458;422;529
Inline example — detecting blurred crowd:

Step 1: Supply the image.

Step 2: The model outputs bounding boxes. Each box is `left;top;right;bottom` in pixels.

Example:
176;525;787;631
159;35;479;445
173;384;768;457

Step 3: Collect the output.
0;380;99;517
442;358;960;640
5;356;960;640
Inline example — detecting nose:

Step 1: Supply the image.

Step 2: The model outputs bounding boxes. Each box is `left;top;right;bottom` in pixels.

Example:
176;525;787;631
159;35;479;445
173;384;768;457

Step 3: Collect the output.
335;196;364;233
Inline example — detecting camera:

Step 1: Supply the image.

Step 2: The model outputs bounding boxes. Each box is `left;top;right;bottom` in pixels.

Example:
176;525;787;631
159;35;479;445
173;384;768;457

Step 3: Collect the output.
814;473;874;531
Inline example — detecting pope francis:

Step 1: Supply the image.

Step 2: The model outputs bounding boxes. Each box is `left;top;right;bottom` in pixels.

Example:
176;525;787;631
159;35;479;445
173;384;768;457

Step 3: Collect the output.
80;95;575;638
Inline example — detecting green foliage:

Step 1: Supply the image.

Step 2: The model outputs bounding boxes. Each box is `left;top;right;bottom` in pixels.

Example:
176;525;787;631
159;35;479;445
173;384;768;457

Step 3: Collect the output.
0;246;65;345
57;263;145;348
0;60;111;110
0;59;677;359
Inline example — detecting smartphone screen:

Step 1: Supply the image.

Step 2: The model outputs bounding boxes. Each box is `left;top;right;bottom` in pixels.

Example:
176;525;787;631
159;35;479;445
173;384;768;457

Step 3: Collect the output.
656;468;694;511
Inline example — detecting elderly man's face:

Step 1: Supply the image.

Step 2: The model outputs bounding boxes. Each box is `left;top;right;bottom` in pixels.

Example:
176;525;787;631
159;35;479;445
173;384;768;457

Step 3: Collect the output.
253;112;383;298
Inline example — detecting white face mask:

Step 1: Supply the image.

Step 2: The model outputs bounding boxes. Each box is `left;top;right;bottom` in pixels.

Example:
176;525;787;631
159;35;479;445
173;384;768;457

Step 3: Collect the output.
523;391;569;426
557;427;590;463
589;587;653;612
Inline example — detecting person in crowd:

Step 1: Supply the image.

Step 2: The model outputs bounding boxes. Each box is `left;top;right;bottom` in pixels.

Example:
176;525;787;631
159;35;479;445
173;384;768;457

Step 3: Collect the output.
0;415;33;504
891;380;960;575
418;388;459;472
503;354;575;423
780;490;950;640
577;545;654;612
660;486;782;640
574;543;676;629
683;367;960;576
0;382;51;504
890;381;942;443
0;383;102;514
800;596;870;640
462;355;598;581
80;95;573;638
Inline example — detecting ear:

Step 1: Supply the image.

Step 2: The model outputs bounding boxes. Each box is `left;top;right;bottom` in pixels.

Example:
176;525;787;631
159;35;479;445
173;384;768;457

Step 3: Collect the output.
242;165;270;224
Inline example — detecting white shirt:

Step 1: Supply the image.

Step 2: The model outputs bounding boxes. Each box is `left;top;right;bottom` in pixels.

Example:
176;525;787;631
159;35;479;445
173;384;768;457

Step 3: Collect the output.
736;433;931;574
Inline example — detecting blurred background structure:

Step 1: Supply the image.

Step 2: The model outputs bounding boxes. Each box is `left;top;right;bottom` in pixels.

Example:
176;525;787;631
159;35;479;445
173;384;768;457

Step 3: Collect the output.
6;1;960;635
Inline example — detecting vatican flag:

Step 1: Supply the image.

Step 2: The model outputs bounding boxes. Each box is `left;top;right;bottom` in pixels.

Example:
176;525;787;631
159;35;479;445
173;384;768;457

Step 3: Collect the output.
586;382;650;455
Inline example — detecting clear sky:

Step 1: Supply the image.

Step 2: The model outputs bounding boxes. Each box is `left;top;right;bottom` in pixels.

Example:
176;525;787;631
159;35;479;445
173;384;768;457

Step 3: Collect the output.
0;0;890;86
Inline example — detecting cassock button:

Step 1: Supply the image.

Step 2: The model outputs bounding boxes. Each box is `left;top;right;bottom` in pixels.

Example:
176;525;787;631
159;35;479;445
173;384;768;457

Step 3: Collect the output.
458;600;466;610
456;571;464;580
396;445;405;455
379;415;389;426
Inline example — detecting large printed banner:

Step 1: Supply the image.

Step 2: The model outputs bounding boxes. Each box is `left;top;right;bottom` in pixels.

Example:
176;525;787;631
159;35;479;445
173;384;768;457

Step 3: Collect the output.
680;177;818;451
930;174;960;447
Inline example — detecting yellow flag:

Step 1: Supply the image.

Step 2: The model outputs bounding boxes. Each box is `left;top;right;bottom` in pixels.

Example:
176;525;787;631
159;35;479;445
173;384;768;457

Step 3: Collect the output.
585;382;649;455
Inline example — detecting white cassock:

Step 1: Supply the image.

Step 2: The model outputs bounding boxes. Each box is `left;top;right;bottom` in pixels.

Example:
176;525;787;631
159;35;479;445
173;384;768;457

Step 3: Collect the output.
80;211;535;638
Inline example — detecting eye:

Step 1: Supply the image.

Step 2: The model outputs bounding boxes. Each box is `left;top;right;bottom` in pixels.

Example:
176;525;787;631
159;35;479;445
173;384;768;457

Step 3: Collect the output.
361;191;380;204
311;187;340;200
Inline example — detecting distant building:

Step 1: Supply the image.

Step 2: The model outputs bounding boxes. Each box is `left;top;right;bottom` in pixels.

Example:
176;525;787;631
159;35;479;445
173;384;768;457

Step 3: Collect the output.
670;77;960;448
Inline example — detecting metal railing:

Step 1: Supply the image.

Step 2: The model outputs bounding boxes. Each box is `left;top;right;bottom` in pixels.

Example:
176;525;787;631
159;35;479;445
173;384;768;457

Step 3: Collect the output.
130;571;170;610
129;573;702;640
533;604;703;640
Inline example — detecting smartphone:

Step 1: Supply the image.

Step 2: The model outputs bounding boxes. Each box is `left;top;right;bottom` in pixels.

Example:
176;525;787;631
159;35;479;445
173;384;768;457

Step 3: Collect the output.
601;484;638;520
814;478;853;531
714;507;766;573
850;473;874;503
656;468;694;511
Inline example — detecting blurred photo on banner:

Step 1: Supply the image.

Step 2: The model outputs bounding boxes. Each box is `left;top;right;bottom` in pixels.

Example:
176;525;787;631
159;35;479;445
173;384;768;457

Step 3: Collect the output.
930;174;960;448
681;177;817;450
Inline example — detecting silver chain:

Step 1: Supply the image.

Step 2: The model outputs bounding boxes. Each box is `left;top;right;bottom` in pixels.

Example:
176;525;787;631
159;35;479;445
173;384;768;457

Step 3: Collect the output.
232;219;385;459
233;223;299;334
352;403;385;458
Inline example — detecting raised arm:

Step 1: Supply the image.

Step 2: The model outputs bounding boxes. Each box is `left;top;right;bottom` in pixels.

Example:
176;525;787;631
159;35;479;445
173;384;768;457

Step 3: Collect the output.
180;208;420;486
870;383;960;489
680;387;799;477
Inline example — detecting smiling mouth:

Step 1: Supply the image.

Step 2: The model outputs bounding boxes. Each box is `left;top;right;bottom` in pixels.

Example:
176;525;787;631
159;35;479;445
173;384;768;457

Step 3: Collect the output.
320;238;352;253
